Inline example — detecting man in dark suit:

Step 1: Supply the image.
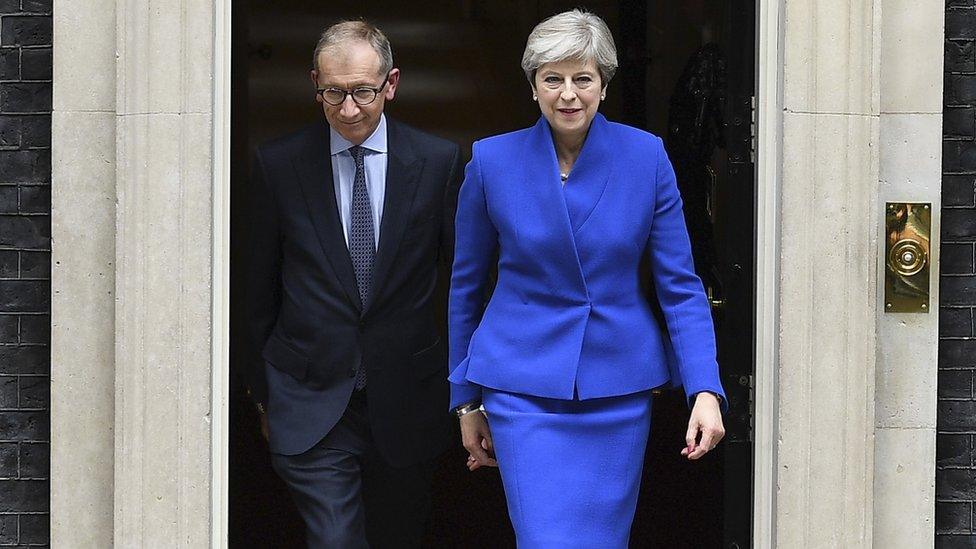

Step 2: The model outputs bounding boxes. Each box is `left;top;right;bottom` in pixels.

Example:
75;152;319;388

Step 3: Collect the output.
244;20;461;548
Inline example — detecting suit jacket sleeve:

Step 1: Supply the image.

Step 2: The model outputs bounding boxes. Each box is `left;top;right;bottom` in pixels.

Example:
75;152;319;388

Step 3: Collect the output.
439;145;463;267
447;143;497;409
243;151;281;407
647;137;728;411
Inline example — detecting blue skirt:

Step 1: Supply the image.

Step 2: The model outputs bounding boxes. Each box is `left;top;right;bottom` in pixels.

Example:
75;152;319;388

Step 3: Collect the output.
483;388;653;549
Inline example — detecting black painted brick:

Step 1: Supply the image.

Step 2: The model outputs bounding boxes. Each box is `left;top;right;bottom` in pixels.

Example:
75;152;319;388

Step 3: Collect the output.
948;40;976;72
941;400;976;432
0;149;49;183
18;376;46;410
0;347;48;375
19;513;47;544
0;17;51;47
0;251;15;278
21;0;52;14
947;109;976;139
0;186;15;213
19;252;47;279
939;467;976;498
0;48;17;81
0;480;47;512
944;209;976;240
19;443;46;478
0;411;48;441
0;280;48;313
0;5;49;530
17;315;46;345
0;376;16;409
0;82;50;112
944;243;976;274
19;114;48;147
943;369;974;399
0;315;16;342
0;514;14;544
0;215;49;249
939;501;973;533
946;75;976;106
942;339;976;367
0;115;19;146
939;434;973;467
945;175;976;207
18;187;47;214
945;139;976;170
19;48;49;81
944;276;976;305
942;307;975;337
950;9;976;41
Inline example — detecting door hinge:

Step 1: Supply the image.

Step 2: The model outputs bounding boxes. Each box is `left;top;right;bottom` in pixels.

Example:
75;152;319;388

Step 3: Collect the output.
738;373;755;442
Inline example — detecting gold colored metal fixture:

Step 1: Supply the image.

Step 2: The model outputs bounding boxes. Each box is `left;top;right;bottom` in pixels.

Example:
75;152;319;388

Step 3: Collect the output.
884;202;930;313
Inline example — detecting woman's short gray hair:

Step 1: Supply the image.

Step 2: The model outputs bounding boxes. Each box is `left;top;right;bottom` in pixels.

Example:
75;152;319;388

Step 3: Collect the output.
521;9;618;86
313;20;393;75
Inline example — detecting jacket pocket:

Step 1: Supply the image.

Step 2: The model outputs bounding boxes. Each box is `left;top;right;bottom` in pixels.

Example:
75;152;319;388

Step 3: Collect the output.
262;334;309;381
410;336;447;380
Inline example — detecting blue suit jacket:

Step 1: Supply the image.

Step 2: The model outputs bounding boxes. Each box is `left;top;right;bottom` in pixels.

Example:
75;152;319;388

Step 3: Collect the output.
448;114;727;410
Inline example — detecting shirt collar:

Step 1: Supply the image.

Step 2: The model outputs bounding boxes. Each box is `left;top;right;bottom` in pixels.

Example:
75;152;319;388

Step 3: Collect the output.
329;113;388;156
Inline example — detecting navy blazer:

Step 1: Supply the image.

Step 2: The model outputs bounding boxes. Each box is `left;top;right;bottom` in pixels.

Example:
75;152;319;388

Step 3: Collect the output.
448;114;726;410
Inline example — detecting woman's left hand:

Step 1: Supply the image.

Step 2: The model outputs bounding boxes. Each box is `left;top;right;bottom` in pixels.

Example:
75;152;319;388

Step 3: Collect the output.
681;392;725;460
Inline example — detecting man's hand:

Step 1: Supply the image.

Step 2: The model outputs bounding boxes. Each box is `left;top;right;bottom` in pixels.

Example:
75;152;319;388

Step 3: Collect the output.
681;392;725;460
460;411;497;470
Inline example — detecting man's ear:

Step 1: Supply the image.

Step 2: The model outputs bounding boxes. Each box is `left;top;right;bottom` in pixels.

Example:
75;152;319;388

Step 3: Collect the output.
384;68;401;101
310;70;322;102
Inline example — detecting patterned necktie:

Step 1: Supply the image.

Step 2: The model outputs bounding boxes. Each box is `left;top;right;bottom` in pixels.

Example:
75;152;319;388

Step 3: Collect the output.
349;145;374;390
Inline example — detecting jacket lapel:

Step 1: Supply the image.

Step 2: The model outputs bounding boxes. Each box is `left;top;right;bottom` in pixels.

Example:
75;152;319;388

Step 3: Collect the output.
562;113;613;233
366;119;423;314
293;122;363;311
519;117;588;297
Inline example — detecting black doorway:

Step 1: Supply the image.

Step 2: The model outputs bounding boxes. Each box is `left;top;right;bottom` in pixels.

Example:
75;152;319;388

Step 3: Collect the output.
229;2;756;547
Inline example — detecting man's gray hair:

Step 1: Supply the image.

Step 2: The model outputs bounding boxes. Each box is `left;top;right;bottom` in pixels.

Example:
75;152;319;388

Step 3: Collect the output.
312;20;394;75
521;9;617;86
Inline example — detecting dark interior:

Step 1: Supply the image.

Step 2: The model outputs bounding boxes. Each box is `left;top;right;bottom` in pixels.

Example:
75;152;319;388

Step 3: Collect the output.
229;1;755;547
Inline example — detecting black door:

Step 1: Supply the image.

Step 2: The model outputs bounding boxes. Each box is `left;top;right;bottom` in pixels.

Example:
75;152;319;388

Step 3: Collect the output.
231;2;756;547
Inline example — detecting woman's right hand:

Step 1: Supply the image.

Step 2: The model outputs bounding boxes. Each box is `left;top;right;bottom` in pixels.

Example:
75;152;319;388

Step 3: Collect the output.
460;411;498;471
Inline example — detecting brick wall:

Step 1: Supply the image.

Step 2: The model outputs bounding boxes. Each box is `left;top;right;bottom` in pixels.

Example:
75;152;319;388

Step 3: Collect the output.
939;3;976;547
0;0;50;546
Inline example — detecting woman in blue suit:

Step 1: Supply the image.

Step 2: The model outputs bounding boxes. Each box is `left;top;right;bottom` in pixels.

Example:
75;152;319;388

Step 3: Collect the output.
449;9;727;547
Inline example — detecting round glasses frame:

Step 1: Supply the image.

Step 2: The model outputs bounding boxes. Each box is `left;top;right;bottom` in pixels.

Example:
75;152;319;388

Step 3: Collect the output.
316;73;391;106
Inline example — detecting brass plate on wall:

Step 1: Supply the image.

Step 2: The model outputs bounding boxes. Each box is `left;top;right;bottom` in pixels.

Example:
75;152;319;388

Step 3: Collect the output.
885;202;930;313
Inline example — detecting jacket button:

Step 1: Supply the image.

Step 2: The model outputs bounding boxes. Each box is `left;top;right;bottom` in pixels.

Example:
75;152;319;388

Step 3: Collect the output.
348;368;356;377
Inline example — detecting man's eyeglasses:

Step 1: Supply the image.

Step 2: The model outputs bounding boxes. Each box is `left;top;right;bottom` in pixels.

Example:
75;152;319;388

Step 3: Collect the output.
316;73;390;106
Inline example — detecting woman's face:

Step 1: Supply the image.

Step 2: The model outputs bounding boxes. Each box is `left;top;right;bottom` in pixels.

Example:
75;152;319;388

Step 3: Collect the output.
533;57;604;141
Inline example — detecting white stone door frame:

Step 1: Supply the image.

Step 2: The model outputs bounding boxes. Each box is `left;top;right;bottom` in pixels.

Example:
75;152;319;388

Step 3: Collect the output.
206;2;784;548
753;0;782;546
211;0;233;545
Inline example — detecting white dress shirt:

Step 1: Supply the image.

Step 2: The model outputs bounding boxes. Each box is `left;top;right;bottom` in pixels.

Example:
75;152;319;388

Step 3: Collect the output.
329;114;388;250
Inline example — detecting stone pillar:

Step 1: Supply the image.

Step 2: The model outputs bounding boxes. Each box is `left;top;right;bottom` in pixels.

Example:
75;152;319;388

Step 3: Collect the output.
776;0;881;546
873;1;943;545
52;0;218;546
50;0;117;546
112;0;215;546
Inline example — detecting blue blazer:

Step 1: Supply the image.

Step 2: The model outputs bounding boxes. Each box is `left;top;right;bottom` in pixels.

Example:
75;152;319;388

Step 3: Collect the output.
448;114;726;410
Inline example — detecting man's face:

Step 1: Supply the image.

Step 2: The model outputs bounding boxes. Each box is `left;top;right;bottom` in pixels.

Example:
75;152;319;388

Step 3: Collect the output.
310;41;399;145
